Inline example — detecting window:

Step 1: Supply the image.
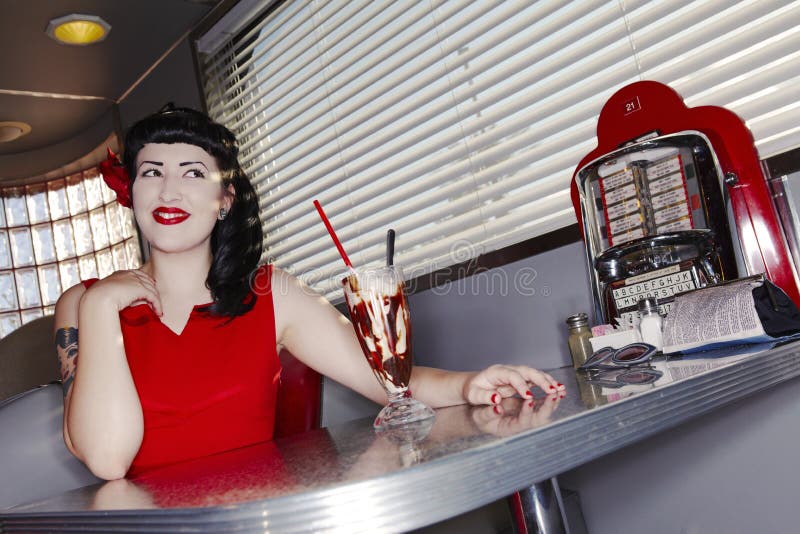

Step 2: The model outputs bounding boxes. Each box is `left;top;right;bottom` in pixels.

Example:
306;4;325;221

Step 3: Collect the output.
0;167;141;338
199;0;800;300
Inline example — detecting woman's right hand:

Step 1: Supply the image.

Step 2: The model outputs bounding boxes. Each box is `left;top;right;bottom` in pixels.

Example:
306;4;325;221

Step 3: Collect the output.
84;269;163;316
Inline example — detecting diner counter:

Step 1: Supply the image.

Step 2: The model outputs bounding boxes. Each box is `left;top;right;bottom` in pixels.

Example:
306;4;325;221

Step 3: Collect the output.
3;338;800;532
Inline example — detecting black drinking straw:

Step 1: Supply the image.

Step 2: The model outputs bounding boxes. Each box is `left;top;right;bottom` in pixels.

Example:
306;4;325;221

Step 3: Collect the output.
386;229;396;267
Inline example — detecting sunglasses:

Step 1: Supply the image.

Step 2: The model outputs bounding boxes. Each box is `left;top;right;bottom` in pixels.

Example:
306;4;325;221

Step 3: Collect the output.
584;367;664;388
579;342;657;370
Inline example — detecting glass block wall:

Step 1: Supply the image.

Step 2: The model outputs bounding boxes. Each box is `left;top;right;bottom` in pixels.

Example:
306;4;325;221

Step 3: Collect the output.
0;166;141;338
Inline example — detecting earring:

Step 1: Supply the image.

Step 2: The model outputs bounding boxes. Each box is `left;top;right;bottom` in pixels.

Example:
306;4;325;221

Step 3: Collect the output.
218;207;228;221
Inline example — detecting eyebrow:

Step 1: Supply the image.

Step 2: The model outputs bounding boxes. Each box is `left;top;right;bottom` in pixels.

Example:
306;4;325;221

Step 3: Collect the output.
138;160;163;169
137;161;209;169
179;161;209;169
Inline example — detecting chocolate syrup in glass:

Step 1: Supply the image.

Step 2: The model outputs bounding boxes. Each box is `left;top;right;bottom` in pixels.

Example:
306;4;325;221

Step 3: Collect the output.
345;280;413;391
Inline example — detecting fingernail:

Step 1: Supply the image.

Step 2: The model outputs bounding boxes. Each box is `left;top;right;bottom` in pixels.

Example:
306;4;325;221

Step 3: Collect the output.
549;385;555;390
552;396;557;401
557;383;563;387
491;393;499;404
560;394;565;399
525;390;533;397
493;405;502;415
528;401;534;408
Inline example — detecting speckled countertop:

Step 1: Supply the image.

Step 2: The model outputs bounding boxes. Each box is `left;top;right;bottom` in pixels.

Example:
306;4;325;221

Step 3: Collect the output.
3;339;800;532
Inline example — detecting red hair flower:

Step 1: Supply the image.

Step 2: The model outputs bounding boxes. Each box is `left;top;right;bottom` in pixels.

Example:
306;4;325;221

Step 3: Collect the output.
98;147;132;208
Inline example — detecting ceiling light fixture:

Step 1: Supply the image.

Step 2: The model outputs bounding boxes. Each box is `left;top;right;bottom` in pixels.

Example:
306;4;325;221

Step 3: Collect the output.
0;122;32;143
46;14;111;46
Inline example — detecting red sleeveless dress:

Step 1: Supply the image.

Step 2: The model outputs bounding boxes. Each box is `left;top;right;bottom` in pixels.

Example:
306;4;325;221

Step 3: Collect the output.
82;264;280;476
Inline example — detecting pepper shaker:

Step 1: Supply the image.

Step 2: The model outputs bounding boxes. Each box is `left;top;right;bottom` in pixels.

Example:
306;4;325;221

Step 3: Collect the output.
566;313;593;368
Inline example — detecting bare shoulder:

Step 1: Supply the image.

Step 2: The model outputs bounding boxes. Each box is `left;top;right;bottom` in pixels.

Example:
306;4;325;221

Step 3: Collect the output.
56;282;87;309
270;266;302;346
271;266;343;345
54;282;88;329
270;266;326;306
270;265;295;285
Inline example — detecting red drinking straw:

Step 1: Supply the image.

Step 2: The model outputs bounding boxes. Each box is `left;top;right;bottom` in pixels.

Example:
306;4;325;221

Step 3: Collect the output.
313;200;353;269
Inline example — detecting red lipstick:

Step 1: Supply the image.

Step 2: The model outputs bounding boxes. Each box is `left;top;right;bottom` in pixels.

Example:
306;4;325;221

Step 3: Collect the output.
152;206;190;225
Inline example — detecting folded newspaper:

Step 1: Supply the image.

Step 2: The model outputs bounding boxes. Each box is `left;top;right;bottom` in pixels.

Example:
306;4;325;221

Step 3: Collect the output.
662;276;800;354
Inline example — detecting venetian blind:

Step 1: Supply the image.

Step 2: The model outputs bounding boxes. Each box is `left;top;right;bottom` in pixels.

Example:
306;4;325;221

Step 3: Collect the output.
199;0;800;299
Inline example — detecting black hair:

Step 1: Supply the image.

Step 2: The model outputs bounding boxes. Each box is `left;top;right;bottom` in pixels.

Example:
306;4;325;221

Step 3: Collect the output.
122;105;263;318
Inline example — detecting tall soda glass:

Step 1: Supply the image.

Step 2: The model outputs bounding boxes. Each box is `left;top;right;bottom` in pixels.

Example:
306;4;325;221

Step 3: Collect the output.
342;265;435;429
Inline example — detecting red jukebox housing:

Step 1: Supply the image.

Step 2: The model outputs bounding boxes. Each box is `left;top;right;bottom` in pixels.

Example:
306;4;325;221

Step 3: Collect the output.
571;80;800;324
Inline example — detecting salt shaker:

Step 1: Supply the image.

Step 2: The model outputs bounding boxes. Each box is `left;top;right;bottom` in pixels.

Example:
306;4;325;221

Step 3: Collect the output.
566;313;593;368
637;297;663;351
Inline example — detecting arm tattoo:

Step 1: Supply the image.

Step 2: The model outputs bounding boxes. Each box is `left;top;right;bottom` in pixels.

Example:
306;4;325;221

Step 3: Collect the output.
55;327;79;397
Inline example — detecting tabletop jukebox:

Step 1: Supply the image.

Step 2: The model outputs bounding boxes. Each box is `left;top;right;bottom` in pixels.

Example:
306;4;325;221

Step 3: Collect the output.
571;81;800;324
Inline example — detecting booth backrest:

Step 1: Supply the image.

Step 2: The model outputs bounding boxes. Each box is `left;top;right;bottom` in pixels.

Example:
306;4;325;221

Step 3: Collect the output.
0;316;59;403
274;349;322;437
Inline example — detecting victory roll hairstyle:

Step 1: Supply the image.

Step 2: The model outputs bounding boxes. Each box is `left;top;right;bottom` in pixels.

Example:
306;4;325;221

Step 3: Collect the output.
123;105;263;318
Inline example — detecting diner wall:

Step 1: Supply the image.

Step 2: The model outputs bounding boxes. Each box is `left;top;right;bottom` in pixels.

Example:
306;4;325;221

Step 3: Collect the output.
410;240;589;373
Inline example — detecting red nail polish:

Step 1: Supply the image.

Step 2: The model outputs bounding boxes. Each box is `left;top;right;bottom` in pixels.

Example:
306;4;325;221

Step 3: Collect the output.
528;401;534;408
560;394;565;399
491;393;499;404
493;405;502;415
525;390;533;397
557;383;563;387
552;396;557;401
549;385;555;390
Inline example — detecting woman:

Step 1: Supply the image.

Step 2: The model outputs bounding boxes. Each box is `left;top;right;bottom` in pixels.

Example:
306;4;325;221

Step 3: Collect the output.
55;106;565;480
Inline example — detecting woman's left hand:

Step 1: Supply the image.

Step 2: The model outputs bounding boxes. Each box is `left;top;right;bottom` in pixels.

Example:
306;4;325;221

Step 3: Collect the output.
462;364;565;405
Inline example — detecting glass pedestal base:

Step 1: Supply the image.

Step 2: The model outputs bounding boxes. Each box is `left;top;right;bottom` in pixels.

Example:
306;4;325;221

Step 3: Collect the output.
373;395;435;430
